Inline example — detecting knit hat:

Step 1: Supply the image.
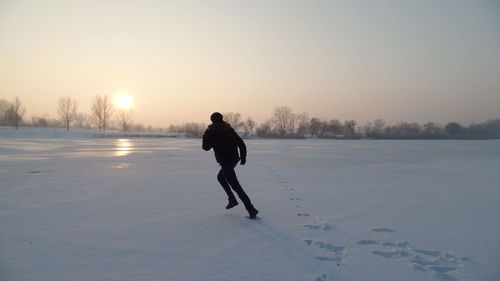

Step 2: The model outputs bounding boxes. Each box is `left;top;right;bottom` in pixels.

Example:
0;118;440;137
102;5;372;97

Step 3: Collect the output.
210;112;223;123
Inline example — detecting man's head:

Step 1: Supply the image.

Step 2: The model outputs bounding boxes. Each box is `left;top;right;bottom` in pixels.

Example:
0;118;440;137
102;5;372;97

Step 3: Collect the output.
210;112;224;123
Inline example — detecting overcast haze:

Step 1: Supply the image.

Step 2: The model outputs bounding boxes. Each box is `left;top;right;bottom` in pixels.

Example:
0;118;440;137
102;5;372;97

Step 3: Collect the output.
1;0;499;127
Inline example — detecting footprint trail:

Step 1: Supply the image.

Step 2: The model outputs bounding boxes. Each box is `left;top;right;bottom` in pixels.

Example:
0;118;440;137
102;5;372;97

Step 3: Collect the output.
270;168;339;280
357;228;467;281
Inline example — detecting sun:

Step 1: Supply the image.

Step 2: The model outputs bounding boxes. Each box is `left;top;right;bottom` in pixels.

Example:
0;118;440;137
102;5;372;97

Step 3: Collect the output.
115;93;133;110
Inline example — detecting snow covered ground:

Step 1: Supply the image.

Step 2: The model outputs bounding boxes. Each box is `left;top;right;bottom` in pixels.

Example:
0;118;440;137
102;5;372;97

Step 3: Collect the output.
1;128;499;281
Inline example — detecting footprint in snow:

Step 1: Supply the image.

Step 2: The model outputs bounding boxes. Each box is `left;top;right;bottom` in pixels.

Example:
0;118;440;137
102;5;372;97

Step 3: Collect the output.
26;170;50;174
315;274;328;281
304;239;346;265
371;228;395;233
372;249;410;259
357;239;410;248
357;229;466;281
303;222;331;231
315;256;342;262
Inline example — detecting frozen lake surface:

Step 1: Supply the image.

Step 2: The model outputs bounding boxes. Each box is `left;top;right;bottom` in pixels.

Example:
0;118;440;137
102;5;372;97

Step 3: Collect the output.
1;134;499;281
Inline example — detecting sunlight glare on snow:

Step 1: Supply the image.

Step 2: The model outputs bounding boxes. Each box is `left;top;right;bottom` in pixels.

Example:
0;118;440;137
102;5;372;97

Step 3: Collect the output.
114;139;133;157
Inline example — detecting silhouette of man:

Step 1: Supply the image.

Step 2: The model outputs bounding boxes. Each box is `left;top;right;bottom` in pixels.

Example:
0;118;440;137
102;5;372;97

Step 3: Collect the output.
202;112;259;219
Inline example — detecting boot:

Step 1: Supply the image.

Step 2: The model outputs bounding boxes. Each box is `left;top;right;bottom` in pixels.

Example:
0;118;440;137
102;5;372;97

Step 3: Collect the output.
226;198;238;209
248;205;259;219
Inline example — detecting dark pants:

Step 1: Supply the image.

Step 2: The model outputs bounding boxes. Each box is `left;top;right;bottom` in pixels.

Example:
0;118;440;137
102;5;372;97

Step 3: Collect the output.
217;162;254;212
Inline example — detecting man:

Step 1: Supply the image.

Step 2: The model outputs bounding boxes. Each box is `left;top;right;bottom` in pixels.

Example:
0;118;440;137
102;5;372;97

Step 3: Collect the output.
202;112;259;219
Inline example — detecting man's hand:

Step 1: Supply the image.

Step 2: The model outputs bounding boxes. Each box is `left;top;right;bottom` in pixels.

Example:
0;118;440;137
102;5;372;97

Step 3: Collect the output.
240;157;246;165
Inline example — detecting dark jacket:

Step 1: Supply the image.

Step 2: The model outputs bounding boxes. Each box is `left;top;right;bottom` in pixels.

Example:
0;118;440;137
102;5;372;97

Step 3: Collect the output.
202;122;246;165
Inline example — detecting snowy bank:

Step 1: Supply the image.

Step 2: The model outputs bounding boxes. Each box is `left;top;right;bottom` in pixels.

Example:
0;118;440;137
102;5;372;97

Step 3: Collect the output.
0;126;95;139
93;131;183;138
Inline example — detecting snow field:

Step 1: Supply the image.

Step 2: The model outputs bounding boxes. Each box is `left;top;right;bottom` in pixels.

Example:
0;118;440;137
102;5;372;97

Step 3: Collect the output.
1;135;499;281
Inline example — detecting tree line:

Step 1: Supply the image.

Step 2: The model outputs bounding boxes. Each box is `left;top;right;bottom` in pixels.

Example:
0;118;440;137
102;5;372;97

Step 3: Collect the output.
255;106;500;139
164;106;500;139
1;96;137;133
1;97;499;139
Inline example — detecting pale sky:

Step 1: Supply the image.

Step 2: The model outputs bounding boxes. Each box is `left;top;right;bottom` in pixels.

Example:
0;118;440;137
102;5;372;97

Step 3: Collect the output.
1;0;499;127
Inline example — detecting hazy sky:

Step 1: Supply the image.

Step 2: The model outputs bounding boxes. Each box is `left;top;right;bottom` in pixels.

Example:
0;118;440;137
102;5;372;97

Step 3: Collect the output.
1;0;499;127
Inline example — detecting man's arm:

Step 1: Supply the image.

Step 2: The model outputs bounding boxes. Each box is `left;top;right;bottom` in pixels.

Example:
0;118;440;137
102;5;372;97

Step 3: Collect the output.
202;130;212;151
234;130;247;163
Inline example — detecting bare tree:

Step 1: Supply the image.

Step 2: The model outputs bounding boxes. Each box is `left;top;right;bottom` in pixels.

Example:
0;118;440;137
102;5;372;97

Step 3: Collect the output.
272;106;296;137
362;122;372;136
184;122;205;137
117;109;133;132
245;117;257;136
7;97;26;129
287;114;298;135
296;112;309;137
91;95;114;132
372;119;386;137
328;119;343;136
309;118;322;137
445;122;462;138
343;120;357;137
422;122;443;138
0;99;10;126
398;122;421;137
91;99;102;131
318;120;329;137
223;112;243;132
256;120;273;138
57;96;78;131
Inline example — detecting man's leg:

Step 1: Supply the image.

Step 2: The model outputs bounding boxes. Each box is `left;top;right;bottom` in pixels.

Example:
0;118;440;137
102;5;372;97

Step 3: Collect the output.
217;169;237;205
221;164;257;216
